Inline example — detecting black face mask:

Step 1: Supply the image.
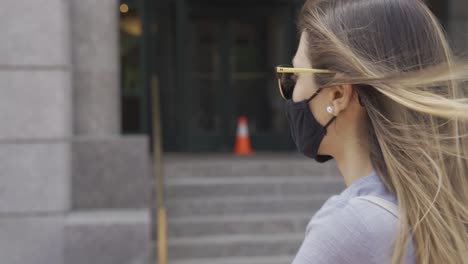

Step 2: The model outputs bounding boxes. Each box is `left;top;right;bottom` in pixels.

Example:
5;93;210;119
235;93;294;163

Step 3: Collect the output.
285;89;336;163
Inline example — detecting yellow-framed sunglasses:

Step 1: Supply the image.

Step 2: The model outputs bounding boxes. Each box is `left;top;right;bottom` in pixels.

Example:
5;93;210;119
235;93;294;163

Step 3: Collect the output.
275;65;336;100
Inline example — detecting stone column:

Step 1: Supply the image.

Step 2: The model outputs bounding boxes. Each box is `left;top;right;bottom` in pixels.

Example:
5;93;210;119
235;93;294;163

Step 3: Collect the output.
0;0;71;263
66;1;152;263
70;0;120;135
68;0;150;212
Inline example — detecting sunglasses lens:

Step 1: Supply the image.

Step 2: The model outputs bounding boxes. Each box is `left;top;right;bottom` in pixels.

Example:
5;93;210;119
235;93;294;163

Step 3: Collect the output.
278;72;296;99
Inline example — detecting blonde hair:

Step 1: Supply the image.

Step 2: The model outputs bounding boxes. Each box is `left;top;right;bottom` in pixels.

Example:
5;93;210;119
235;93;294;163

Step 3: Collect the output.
298;0;468;263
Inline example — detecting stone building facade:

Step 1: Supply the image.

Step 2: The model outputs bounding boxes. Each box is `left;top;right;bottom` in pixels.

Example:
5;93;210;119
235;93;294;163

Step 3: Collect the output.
0;0;151;263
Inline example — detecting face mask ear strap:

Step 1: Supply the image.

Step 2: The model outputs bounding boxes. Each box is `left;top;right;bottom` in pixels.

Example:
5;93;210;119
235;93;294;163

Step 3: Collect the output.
306;88;322;102
324;116;337;130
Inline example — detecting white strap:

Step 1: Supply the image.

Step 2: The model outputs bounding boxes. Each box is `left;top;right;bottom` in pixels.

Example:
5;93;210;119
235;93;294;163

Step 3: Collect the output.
354;196;399;219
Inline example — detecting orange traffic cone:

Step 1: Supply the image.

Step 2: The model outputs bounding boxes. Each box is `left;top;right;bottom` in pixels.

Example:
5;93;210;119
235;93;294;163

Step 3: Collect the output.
234;116;254;156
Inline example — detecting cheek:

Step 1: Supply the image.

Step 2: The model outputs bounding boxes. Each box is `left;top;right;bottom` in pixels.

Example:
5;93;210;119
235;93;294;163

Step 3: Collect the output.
292;76;316;102
291;80;308;102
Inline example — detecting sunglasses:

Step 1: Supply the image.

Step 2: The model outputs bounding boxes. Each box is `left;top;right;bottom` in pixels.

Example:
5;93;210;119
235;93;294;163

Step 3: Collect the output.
275;65;336;100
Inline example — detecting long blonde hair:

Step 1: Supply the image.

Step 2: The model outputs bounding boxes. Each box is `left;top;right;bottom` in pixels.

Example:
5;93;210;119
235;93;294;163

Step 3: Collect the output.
298;0;468;263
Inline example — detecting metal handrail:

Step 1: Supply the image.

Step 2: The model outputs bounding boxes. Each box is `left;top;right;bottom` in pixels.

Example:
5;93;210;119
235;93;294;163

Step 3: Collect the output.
151;75;168;264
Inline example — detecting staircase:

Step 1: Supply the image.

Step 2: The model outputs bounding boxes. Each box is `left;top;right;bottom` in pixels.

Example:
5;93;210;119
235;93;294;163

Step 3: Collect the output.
159;154;345;264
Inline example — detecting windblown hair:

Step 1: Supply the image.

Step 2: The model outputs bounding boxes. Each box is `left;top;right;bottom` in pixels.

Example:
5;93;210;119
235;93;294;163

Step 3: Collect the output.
298;0;468;263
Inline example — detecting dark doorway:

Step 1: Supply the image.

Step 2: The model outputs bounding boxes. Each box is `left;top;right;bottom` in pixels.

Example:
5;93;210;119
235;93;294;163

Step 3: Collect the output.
164;1;298;152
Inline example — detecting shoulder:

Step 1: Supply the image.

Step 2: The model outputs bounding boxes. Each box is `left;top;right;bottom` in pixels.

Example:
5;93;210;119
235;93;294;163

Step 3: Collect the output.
292;197;399;264
348;197;400;240
306;196;399;238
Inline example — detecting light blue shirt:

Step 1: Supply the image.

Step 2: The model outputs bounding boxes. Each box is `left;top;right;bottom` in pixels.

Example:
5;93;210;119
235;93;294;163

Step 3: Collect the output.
292;171;416;264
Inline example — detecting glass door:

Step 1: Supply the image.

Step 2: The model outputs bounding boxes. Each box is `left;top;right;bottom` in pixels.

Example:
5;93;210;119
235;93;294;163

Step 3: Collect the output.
229;18;292;150
183;4;297;152
186;18;226;151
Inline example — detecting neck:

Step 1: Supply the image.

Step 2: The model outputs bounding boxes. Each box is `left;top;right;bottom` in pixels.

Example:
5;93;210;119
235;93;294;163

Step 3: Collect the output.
334;139;374;187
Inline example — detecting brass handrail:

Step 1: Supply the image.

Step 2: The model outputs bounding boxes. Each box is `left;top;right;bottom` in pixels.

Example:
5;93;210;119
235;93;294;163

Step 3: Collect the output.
151;75;168;264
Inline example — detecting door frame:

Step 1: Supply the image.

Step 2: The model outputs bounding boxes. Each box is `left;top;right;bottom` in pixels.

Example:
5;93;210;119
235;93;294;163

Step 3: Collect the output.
173;0;298;152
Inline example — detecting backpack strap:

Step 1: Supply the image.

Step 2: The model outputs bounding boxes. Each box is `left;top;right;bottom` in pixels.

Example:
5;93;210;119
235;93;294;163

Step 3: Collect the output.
354;196;399;219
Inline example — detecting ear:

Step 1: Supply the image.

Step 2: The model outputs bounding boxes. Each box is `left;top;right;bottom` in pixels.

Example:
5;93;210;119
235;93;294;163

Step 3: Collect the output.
330;84;354;116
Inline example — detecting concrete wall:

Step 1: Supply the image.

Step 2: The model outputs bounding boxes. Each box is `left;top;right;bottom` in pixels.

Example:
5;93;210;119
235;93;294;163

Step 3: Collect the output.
68;0;152;263
70;0;120;135
0;0;151;263
0;0;71;263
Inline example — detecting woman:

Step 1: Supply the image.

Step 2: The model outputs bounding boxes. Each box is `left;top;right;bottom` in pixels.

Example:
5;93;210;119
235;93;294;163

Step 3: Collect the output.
276;0;468;263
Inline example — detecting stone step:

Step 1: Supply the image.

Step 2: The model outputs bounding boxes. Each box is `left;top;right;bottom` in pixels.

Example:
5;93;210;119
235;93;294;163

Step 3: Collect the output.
160;155;341;262
168;213;312;238
167;233;304;260
164;154;340;178
165;176;345;199
65;209;151;264
166;175;343;184
166;194;331;218
167;255;296;264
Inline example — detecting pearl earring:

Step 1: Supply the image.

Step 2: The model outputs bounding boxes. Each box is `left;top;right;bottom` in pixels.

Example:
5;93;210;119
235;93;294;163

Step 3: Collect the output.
326;106;334;115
